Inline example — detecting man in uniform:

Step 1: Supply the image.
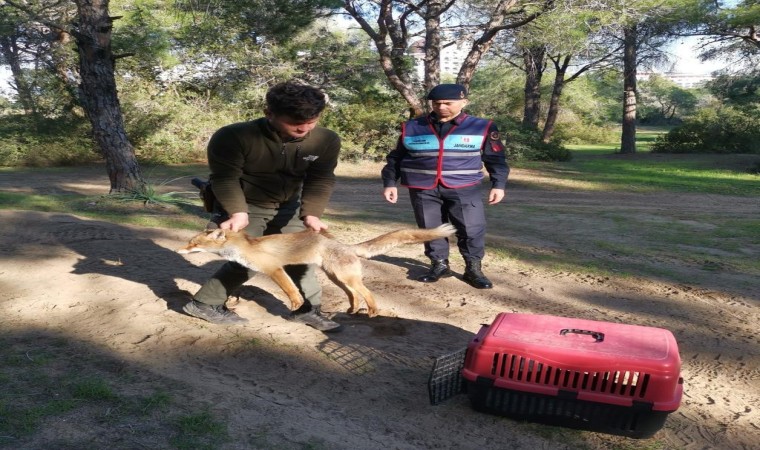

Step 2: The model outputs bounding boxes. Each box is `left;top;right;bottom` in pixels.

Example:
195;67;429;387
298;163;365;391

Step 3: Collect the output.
381;83;509;289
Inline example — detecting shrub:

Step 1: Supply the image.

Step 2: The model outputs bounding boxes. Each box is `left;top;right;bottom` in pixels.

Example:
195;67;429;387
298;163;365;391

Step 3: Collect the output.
652;106;760;154
321;102;406;162
119;79;235;164
496;118;572;162
552;121;619;145
0;115;100;167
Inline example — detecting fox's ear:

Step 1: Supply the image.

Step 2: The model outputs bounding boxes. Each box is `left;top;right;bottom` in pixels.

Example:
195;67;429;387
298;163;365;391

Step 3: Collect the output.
206;229;227;241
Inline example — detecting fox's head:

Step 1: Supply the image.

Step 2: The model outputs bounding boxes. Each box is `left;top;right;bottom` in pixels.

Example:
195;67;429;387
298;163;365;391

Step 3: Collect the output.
176;229;229;254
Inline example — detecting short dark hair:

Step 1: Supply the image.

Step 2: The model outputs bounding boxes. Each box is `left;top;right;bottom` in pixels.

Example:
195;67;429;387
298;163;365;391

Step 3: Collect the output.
266;81;326;121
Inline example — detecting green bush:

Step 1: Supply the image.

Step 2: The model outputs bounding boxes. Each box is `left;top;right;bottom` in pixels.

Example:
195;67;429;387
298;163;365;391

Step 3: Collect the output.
552;121;619;145
321;103;405;162
652;106;760;154
0;115;100;167
119;79;236;164
496;118;572;162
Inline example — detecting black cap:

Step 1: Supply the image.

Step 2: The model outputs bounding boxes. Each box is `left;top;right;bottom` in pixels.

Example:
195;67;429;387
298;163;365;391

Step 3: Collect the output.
427;84;468;100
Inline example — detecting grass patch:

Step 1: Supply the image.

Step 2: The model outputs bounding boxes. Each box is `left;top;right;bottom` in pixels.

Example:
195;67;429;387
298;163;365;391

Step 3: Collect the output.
171;409;229;450
486;204;760;288
520;151;760;196
71;379;118;401
635;127;669;152
0;332;228;449
514;128;760;196
0;190;207;230
110;175;200;207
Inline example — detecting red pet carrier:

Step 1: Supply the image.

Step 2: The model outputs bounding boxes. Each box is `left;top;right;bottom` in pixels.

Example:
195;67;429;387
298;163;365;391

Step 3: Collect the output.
461;313;683;438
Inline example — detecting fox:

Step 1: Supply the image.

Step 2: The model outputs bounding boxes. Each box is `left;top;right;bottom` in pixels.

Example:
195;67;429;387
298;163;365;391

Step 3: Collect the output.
176;224;456;318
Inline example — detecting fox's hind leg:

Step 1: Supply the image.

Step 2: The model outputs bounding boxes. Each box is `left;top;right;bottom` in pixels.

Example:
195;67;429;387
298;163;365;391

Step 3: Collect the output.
343;284;364;315
267;267;304;311
324;272;363;315
346;279;378;318
324;260;378;317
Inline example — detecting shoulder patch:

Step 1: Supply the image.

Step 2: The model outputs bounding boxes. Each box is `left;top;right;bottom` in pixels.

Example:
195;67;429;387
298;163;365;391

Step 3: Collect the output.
489;131;501;141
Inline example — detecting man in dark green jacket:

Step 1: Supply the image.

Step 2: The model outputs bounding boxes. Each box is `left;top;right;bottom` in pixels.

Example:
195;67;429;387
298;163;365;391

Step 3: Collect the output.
183;80;342;332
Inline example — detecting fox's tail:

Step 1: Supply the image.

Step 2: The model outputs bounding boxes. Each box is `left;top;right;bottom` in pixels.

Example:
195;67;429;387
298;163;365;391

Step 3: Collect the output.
352;223;457;259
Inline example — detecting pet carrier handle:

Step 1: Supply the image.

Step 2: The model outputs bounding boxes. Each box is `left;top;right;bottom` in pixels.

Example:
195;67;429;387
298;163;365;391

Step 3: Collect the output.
560;328;605;342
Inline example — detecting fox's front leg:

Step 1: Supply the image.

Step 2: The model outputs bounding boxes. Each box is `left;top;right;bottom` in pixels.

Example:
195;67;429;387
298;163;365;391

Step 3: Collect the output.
268;267;305;311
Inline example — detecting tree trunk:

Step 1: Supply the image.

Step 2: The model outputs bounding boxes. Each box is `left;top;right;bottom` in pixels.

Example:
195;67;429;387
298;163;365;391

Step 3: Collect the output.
423;2;442;93
522;45;546;131
542;55;571;143
621;25;638;154
73;0;142;192
343;0;424;117
666;105;676;122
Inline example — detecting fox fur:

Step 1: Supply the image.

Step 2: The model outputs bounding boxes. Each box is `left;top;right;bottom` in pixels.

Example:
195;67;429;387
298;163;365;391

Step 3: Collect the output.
177;224;456;317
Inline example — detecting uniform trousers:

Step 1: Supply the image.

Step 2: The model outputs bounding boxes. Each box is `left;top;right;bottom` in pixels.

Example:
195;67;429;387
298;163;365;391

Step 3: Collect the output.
408;183;486;262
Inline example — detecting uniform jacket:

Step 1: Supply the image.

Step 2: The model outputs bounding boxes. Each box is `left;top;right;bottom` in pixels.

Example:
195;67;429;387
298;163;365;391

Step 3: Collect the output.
382;112;509;190
206;117;340;218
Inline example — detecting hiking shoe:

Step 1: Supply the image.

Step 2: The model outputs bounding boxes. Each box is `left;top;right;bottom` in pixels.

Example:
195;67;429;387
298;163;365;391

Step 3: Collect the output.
290;305;342;333
183;300;248;325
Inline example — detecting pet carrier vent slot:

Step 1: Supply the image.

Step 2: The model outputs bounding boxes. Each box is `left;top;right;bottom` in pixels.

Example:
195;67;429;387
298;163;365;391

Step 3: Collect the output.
581;372;591;390
517;356;527;381
488;353;653;399
509;354;518;379
491;353;649;398
562;370;571;387
543;365;554;384
611;371;621;394
638;373;651;398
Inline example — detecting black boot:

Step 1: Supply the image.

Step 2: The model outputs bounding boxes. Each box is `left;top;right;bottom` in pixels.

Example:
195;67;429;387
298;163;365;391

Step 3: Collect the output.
463;259;493;289
417;259;452;283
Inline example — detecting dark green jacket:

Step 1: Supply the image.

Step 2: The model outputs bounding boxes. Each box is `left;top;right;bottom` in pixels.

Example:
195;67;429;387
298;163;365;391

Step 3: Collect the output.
207;118;340;218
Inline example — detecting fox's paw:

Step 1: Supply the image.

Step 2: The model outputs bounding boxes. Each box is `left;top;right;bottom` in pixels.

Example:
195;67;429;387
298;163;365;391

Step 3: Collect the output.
290;299;304;311
347;306;377;318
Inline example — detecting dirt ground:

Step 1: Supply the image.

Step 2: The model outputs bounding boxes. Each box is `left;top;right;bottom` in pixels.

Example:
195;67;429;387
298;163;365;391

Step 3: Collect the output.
0;164;758;449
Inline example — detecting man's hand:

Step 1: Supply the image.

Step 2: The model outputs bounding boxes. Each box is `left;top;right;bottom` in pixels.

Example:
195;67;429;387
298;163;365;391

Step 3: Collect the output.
303;215;328;231
383;187;398;204
488;188;505;205
219;212;249;232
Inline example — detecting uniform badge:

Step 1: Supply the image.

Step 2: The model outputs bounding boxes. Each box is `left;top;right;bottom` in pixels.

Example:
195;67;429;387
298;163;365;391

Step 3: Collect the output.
489;131;500;141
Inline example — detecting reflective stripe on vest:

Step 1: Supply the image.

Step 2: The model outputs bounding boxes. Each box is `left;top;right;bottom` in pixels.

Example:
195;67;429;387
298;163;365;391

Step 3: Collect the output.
400;115;490;189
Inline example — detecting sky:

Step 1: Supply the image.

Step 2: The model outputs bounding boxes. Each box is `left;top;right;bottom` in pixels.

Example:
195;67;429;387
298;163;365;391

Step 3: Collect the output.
0;66;12;99
665;37;731;74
